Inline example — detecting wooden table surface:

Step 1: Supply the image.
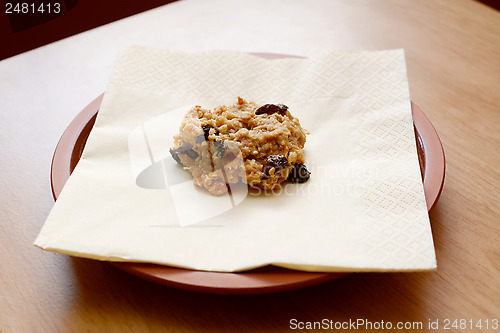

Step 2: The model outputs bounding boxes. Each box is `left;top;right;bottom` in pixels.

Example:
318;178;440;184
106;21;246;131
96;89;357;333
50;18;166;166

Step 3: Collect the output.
1;0;499;331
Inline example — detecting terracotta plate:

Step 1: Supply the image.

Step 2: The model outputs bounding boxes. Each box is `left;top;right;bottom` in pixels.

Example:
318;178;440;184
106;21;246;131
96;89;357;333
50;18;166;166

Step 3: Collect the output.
50;57;445;295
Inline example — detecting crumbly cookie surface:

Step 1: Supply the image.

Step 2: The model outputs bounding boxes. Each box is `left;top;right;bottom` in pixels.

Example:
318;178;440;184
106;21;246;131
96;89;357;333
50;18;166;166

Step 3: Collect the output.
170;97;310;195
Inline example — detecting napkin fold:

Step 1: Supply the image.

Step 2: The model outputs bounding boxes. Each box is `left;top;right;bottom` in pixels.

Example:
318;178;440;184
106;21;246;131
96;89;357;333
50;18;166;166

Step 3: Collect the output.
35;46;436;272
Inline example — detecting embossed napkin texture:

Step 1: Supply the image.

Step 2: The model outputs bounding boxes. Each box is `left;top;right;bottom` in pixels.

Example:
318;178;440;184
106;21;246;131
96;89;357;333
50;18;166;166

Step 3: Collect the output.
35;46;436;272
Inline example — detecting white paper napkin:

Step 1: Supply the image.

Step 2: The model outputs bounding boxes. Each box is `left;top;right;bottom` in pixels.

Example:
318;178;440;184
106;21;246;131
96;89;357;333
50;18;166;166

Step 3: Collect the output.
35;46;436;272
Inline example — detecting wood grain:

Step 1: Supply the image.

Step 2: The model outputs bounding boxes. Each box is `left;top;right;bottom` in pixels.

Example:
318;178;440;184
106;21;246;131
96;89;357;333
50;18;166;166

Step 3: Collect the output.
0;0;499;331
